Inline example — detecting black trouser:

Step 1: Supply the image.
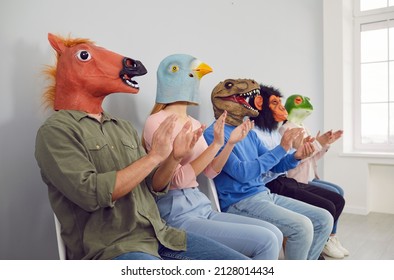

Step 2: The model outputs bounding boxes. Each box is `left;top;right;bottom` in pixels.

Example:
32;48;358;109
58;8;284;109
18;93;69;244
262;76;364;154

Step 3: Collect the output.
266;176;345;228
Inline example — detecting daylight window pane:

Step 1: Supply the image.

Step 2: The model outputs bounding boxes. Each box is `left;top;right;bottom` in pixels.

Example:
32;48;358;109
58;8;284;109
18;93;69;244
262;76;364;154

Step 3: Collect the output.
360;0;388;11
390;62;394;101
391;27;394;61
361;103;389;144
390;0;394;8
361;27;387;62
361;62;388;102
390;103;394;143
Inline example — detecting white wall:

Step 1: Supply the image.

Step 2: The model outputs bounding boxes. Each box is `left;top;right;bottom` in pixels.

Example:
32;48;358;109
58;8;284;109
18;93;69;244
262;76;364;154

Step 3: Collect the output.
0;0;323;259
323;0;394;215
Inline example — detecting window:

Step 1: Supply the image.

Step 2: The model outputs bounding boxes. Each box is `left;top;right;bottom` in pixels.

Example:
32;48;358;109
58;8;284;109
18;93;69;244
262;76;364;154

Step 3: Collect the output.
359;0;394;11
354;0;394;152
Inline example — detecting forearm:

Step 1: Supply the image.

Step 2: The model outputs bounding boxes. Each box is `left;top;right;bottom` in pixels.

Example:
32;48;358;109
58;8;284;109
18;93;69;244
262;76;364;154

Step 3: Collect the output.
190;142;221;175
112;152;162;201
151;152;182;192
211;142;235;173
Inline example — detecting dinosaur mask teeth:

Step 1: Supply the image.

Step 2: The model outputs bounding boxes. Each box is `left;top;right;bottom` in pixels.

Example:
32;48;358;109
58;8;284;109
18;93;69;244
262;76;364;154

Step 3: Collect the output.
220;88;260;112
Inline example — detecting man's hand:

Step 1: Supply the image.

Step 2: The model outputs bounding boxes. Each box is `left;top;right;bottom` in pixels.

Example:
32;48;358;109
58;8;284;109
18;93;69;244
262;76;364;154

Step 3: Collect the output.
228;118;254;145
212;111;227;147
149;114;178;162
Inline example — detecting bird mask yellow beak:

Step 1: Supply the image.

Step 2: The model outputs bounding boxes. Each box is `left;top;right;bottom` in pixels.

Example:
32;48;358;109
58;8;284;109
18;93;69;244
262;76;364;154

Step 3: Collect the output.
192;61;213;79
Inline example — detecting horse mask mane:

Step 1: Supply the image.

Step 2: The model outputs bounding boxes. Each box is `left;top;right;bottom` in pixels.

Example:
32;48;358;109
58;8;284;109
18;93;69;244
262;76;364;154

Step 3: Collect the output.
249;84;288;132
43;33;147;113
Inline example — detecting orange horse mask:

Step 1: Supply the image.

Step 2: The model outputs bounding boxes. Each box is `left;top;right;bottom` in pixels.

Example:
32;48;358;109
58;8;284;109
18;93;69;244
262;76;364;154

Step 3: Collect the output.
44;33;147;113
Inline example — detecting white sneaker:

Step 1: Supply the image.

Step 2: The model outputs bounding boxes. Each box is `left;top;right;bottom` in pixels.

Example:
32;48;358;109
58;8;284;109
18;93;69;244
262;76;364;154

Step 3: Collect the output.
322;237;344;259
331;236;349;256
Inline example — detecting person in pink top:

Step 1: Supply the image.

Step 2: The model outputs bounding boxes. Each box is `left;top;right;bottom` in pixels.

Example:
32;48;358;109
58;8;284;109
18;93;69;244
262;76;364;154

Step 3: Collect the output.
280;94;348;258
142;54;283;259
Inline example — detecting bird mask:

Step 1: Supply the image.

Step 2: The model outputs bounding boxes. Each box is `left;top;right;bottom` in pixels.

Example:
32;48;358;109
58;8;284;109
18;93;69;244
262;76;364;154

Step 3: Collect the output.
155;54;212;104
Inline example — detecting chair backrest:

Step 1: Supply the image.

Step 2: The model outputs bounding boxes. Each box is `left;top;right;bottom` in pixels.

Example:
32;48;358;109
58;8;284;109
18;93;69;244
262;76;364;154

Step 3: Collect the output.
197;175;221;212
53;213;67;260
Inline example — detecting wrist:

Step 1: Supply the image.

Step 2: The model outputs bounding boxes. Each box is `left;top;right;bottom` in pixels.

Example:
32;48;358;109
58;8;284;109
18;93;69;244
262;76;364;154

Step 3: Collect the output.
170;151;183;163
146;151;164;166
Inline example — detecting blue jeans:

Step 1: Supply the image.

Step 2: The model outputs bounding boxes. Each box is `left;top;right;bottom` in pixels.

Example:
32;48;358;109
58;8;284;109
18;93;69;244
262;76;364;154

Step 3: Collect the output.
310;179;345;196
309;178;345;233
157;188;283;260
113;232;249;260
226;190;333;260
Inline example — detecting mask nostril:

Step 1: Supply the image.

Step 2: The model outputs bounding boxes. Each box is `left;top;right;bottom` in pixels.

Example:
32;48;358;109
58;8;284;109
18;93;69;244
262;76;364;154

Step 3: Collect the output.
123;57;137;68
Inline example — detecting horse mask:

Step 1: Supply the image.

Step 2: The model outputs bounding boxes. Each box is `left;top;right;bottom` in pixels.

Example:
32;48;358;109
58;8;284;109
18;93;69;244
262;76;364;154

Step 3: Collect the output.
44;33;147;113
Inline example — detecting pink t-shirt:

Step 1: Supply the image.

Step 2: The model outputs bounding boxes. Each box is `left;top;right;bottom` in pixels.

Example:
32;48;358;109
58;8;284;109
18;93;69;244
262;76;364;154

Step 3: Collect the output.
143;110;218;189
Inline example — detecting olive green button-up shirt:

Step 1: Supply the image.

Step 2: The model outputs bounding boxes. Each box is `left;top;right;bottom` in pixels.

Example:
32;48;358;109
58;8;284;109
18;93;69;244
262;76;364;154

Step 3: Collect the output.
35;110;186;260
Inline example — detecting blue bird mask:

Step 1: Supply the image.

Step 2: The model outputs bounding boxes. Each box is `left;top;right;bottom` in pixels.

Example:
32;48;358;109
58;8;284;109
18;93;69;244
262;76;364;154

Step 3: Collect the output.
156;54;212;104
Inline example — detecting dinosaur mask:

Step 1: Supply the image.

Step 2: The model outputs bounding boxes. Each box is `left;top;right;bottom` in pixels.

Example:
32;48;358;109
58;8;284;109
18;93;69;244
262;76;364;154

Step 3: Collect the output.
211;79;260;126
156;54;212;104
43;33;147;113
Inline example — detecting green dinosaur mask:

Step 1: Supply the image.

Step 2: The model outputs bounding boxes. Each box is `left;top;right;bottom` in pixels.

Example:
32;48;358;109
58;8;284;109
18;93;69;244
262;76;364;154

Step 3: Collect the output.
211;78;260;126
284;94;314;125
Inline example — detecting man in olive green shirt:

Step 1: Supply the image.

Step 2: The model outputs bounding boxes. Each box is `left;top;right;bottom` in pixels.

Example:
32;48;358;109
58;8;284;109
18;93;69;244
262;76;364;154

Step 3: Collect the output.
35;110;250;260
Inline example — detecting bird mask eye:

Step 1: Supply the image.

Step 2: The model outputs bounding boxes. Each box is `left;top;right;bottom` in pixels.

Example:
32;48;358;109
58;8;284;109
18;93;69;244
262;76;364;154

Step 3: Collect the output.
76;50;92;61
171;65;179;73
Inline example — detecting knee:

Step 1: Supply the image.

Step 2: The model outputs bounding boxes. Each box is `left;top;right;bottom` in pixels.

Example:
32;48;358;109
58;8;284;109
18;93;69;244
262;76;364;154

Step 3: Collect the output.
317;208;334;234
254;226;283;248
258;229;283;259
292;215;314;244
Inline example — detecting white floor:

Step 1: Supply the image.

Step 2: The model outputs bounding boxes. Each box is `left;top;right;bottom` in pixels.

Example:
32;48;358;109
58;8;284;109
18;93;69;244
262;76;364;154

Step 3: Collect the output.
324;212;394;260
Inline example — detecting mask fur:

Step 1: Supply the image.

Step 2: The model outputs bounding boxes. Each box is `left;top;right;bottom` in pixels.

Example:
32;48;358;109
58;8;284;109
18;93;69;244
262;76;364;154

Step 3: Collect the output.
249;84;288;132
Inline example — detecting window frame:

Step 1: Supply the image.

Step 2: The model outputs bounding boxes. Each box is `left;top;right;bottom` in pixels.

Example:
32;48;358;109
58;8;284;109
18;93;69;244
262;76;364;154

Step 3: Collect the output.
353;0;394;152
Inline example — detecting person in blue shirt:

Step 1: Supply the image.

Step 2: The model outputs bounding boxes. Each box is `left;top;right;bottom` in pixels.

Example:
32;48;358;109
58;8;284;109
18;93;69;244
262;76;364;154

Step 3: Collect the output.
203;78;333;260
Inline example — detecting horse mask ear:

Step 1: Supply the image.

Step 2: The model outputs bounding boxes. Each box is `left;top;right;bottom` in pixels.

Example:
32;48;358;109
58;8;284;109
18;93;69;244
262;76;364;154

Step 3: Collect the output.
48;33;65;55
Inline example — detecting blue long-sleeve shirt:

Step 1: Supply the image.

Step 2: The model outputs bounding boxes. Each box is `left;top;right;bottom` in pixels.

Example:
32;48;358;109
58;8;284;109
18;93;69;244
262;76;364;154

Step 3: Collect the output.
203;122;299;211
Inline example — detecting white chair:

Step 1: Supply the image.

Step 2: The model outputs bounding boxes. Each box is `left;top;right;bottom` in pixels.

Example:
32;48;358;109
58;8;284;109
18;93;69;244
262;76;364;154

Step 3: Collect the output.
53;213;67;260
197;174;221;212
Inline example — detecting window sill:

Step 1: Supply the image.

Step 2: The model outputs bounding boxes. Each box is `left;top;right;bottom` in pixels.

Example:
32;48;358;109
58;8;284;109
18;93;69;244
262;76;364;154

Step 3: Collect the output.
340;151;394;159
